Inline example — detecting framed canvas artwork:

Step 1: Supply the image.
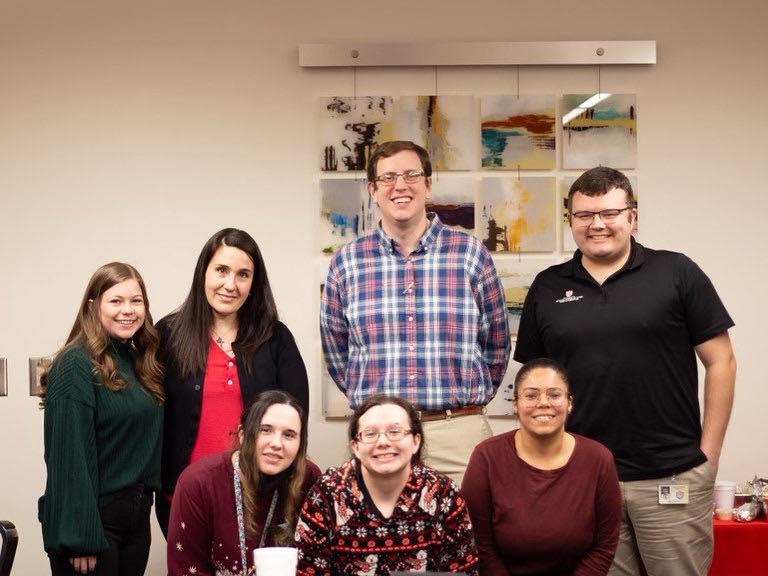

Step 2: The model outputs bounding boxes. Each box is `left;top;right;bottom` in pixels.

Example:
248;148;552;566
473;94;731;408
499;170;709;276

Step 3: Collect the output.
481;95;556;170
478;177;557;253
394;95;476;170
319;178;378;255
319;96;394;172
561;93;637;169
427;176;476;233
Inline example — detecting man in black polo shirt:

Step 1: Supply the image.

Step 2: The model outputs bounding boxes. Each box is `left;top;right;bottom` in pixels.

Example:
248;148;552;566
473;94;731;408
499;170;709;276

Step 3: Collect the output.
515;166;736;576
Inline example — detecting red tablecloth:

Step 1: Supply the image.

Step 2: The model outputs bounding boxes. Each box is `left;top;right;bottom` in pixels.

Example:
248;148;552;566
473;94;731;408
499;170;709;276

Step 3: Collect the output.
709;518;768;576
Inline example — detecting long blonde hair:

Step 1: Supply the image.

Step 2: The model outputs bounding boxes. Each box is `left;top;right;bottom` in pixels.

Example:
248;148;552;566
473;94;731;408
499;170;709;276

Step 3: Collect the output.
39;262;164;404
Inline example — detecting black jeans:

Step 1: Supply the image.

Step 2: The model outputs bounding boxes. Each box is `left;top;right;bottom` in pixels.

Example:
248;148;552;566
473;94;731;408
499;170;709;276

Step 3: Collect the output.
154;492;171;539
48;485;153;576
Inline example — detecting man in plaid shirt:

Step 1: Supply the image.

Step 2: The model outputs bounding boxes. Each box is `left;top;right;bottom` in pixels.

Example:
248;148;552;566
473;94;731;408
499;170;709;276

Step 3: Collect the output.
321;140;510;484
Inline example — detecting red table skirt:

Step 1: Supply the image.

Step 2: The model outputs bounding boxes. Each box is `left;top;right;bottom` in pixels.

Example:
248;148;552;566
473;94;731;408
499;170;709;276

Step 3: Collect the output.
709;518;768;576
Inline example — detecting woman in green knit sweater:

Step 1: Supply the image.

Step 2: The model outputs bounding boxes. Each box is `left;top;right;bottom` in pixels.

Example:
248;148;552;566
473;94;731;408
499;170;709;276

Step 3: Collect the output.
39;262;164;576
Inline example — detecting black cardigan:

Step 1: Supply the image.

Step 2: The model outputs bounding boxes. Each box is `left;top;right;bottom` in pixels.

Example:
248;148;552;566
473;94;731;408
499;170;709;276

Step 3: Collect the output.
157;315;309;497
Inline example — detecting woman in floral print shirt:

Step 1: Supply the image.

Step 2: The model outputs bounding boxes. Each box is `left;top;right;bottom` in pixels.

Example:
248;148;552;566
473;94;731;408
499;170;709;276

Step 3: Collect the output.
295;394;479;576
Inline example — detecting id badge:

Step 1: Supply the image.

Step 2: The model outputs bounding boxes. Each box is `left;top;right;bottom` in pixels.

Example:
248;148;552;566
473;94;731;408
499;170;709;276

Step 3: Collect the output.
658;483;689;504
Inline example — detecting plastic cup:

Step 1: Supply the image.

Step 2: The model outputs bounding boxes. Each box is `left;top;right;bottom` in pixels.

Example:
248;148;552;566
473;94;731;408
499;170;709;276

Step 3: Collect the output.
713;480;737;516
253;547;298;576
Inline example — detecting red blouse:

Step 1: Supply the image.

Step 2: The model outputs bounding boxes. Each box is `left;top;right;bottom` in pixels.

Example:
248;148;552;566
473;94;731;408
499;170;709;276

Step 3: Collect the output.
189;341;244;464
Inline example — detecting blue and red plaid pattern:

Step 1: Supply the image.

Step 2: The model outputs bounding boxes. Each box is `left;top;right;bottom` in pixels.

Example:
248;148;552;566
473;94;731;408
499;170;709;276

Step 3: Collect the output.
321;215;510;410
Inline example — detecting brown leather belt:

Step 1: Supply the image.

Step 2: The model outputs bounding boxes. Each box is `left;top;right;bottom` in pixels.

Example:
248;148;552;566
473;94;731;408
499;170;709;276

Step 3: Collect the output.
419;405;485;422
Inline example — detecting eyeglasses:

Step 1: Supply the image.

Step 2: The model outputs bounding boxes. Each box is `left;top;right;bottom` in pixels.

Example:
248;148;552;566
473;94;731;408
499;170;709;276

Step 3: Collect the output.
570;207;632;226
356;427;413;444
516;388;568;405
374;170;426;186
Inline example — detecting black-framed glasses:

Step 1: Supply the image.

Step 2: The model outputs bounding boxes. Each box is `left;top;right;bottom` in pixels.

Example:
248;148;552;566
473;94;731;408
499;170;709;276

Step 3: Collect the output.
374;170;426;186
570;207;632;225
356;427;413;444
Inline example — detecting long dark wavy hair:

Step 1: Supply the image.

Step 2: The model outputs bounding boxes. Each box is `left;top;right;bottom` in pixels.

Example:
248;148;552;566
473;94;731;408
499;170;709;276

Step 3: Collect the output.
167;228;278;378
237;391;308;544
39;262;164;405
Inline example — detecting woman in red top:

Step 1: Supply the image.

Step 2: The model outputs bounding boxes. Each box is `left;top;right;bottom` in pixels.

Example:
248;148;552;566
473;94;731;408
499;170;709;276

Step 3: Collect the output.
156;228;309;534
462;358;622;576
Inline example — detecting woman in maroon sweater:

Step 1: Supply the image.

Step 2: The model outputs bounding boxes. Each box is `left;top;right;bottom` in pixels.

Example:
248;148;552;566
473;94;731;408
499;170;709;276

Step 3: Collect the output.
167;391;320;576
462;359;622;576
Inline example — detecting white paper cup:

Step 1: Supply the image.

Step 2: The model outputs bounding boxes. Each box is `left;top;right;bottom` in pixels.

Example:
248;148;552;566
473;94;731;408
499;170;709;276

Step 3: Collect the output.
715;508;734;521
253;547;298;576
713;480;737;513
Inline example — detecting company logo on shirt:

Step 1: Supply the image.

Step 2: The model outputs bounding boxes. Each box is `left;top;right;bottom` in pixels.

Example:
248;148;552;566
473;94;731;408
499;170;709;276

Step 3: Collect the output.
556;289;583;304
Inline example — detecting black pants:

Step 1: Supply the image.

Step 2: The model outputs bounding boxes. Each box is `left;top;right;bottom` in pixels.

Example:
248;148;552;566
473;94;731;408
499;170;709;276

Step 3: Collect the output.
48;485;153;576
154;493;171;539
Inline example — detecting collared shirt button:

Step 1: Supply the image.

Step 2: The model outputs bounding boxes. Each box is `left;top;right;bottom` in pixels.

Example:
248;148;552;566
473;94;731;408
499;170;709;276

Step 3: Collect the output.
409;345;415;351
228;361;234;367
409;374;416;380
194;384;201;391
227;379;233;386
407;316;413;322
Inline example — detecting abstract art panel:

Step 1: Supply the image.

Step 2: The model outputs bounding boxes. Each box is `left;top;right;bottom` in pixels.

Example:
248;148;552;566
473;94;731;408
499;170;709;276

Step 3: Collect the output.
319;263;354;418
495;259;559;335
561;93;637;169
427;177;476;233
478;177;557;253
560;176;639;252
481;95;556;170
319;96;393;172
319;178;378;254
321;356;353;417
486;354;522;417
394;96;476;170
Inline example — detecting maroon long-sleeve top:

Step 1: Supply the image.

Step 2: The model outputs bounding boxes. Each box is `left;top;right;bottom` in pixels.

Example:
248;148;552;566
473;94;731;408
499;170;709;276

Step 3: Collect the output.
167;452;321;576
462;430;621;576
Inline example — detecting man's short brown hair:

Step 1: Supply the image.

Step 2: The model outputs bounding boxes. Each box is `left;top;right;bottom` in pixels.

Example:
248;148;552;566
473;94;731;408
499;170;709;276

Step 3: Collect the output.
567;166;635;212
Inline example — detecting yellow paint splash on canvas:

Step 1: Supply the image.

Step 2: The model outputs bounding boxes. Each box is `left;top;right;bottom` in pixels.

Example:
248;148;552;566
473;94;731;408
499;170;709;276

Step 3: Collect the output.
491;180;549;251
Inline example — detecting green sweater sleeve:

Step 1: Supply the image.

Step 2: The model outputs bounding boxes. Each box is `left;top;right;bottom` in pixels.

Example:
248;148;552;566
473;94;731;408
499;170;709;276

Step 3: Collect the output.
41;347;110;554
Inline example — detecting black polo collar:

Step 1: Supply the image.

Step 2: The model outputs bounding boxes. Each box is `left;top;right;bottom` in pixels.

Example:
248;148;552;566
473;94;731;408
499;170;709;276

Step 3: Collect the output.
558;237;646;281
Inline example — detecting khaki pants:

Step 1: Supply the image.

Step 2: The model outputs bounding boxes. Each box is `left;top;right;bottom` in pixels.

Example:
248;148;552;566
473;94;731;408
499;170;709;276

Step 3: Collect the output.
422;413;493;485
609;461;716;576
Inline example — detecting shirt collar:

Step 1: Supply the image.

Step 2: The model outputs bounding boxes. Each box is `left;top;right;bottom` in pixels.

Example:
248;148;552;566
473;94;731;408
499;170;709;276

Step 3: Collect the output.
375;212;443;256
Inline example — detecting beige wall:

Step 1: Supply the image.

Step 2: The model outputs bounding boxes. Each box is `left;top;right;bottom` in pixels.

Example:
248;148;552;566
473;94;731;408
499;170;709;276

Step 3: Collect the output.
1;0;766;573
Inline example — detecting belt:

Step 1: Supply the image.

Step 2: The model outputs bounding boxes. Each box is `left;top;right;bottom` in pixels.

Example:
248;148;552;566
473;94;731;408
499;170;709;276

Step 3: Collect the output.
419;405;485;422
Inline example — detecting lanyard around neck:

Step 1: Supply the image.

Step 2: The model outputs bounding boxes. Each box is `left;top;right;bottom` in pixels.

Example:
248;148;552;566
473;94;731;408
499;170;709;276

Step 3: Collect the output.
233;452;279;574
